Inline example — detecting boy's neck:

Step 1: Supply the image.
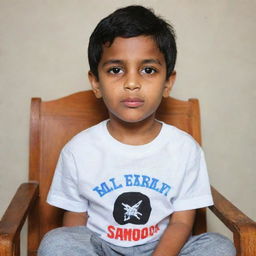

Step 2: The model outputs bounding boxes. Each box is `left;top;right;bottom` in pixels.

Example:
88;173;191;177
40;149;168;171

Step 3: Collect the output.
106;117;162;146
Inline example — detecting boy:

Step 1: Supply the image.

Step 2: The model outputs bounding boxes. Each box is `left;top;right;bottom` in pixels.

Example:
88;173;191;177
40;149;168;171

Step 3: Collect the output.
39;5;235;256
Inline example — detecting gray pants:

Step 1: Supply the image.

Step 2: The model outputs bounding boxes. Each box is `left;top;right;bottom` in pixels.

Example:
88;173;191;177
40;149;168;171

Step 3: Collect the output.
38;226;236;256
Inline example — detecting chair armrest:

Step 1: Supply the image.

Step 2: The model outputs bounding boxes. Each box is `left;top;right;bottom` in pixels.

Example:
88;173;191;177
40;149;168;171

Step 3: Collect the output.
0;182;39;256
209;186;256;256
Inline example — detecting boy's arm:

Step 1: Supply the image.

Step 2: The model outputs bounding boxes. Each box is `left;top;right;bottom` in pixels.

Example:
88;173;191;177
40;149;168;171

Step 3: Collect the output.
63;211;88;227
152;209;195;256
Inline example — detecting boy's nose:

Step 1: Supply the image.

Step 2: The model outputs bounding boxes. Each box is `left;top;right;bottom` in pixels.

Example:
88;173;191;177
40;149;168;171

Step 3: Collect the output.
124;75;141;91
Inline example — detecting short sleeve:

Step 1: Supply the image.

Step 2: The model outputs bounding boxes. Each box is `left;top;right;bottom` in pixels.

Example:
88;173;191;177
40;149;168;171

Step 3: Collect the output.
172;144;213;211
47;147;88;212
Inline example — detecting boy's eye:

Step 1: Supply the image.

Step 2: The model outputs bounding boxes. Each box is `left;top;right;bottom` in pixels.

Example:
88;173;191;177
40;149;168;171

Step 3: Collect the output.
141;67;157;74
108;67;123;74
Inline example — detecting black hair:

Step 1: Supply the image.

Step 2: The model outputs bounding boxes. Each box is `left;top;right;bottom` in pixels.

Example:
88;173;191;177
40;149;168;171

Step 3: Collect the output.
88;5;177;80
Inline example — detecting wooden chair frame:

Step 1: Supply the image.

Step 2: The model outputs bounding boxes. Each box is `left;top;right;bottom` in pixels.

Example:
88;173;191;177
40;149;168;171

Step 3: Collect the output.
0;90;255;256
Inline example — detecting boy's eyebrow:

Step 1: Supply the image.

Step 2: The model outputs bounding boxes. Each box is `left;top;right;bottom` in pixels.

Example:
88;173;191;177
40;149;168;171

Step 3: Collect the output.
101;60;123;67
101;59;162;66
142;59;162;65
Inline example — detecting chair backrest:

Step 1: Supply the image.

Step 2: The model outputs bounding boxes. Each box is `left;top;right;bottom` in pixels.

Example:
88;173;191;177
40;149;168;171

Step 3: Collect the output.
28;90;205;255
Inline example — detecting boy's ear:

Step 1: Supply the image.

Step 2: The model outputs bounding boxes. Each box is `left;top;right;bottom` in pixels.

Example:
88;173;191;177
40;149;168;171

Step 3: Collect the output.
88;71;102;98
163;71;176;98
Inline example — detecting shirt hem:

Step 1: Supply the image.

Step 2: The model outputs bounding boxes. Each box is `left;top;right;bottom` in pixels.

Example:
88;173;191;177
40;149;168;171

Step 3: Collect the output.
47;195;88;212
173;195;213;211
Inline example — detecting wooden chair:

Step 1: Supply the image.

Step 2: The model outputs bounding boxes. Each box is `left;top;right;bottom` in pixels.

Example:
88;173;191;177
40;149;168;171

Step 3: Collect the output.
0;90;255;256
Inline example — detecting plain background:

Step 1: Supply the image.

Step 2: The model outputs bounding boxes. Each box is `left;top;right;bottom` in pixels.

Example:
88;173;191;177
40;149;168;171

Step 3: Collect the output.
0;0;255;254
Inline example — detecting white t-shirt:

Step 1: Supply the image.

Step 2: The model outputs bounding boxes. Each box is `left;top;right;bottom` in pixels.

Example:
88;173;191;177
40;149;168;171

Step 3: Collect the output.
47;120;213;247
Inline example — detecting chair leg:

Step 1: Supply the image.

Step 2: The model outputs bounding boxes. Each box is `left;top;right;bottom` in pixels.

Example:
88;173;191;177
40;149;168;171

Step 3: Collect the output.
14;236;20;256
233;226;256;256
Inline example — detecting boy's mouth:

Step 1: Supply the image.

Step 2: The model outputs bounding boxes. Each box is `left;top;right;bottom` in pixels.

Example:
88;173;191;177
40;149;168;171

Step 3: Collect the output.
121;98;144;108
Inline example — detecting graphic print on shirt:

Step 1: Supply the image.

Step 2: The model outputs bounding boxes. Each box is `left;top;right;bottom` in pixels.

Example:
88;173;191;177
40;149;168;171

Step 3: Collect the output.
113;192;152;225
92;174;171;197
92;174;171;242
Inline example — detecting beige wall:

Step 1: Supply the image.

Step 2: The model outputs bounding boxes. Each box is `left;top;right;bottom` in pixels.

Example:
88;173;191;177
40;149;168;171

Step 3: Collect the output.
0;0;255;253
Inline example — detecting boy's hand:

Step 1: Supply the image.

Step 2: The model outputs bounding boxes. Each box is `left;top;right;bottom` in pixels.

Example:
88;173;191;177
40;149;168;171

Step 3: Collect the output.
152;209;195;256
63;211;88;227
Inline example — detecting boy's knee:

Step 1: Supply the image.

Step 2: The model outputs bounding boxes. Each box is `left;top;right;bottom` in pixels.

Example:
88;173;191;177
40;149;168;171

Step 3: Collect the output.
206;232;236;256
38;227;73;256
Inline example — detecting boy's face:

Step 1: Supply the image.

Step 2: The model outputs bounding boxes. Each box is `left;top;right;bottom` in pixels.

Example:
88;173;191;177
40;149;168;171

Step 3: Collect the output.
89;36;176;124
